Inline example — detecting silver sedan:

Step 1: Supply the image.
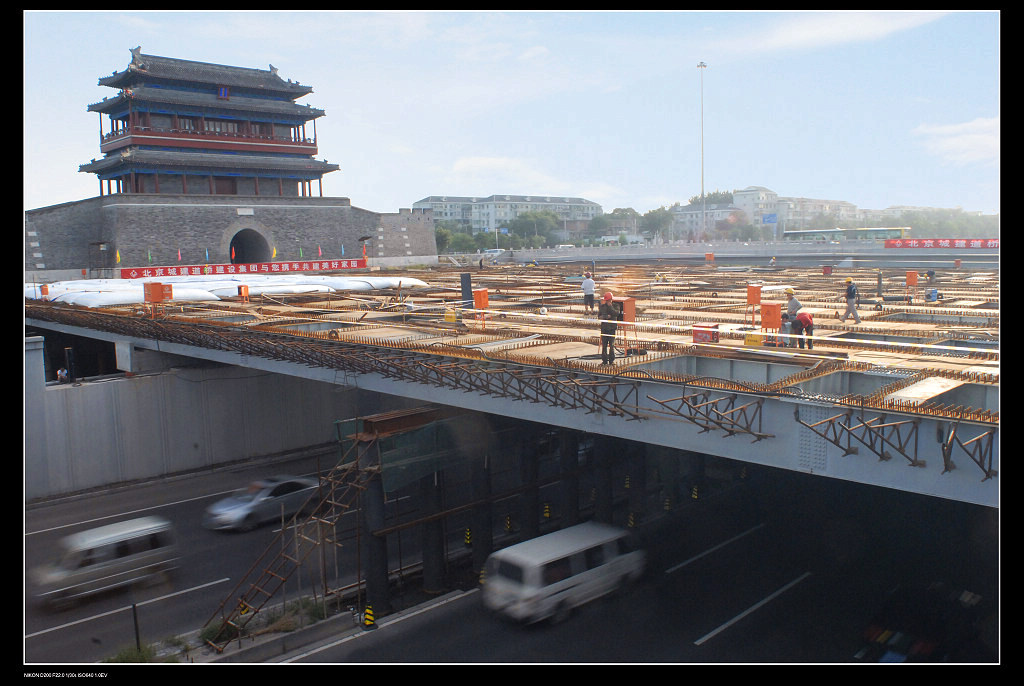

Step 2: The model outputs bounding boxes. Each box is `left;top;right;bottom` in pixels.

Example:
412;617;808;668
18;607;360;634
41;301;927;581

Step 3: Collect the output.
203;475;319;531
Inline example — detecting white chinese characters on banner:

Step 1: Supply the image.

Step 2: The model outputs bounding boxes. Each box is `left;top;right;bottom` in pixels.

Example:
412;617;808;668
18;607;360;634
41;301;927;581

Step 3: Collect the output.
120;259;368;280
884;238;998;249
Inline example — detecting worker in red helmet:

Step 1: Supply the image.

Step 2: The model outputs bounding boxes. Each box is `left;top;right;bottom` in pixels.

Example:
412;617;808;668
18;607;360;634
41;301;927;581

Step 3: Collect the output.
598;292;621;365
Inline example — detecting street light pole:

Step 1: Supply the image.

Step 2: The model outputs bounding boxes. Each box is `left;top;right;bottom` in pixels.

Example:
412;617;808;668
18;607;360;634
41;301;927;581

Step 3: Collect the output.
698;61;707;242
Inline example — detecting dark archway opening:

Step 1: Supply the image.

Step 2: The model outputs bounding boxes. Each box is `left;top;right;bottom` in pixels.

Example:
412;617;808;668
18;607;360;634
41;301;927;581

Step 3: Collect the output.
230;228;272;263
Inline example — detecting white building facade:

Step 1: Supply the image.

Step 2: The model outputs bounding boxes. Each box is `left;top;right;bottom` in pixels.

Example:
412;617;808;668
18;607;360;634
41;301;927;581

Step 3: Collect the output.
413;195;602;233
669;202;744;239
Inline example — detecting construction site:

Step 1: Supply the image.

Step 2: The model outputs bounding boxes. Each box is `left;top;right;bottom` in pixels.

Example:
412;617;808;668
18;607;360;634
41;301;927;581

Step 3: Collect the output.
24;258;999;655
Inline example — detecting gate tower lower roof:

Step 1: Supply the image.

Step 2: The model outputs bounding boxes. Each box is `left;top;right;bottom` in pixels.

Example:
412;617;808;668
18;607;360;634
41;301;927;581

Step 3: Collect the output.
88;85;325;121
79;149;340;177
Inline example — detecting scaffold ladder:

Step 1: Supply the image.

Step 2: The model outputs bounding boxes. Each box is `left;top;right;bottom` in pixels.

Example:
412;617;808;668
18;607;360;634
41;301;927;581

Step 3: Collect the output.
201;437;374;654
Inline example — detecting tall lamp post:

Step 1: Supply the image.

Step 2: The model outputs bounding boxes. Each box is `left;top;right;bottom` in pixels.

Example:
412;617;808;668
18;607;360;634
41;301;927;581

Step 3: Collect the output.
697;61;707;242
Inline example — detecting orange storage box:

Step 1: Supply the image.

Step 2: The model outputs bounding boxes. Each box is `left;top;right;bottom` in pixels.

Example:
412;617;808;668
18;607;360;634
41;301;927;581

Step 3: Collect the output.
693;323;719;343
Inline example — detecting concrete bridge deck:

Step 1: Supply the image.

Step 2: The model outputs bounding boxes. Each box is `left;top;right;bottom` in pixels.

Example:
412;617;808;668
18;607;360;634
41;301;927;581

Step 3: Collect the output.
25;261;999;507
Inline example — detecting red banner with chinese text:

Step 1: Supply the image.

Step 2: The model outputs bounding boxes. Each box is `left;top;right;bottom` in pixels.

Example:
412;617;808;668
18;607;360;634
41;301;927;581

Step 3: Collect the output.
119;259;368;280
884;238;998;249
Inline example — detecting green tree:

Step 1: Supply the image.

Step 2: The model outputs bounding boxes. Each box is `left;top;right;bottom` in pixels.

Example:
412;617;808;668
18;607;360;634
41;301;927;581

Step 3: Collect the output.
434;227;452;253
448;232;477;253
509;211;560;247
587;214;613;240
688;190;733;205
641;207;674;242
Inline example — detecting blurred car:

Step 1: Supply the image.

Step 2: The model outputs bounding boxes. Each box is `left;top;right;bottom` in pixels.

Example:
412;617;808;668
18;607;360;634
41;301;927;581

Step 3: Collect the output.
31;516;179;609
203;475;318;531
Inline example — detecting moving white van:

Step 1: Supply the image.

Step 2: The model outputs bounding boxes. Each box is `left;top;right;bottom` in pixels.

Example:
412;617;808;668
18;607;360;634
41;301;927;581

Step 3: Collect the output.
31;517;179;608
481;521;645;624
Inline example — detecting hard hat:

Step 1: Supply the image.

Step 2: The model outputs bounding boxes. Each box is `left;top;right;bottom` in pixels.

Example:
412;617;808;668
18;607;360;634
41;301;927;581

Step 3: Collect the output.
785;288;795;295
584;272;592;278
845;277;853;283
603;292;613;301
539;307;548;315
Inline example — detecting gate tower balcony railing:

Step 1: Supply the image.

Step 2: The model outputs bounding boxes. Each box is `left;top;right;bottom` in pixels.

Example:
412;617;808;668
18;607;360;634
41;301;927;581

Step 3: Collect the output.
100;125;317;155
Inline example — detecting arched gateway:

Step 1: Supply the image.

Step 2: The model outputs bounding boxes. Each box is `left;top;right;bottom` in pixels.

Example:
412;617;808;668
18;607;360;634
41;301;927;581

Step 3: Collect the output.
230;228;272;264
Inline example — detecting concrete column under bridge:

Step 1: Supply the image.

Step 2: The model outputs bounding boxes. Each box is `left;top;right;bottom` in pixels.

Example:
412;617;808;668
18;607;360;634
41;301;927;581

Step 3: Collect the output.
592;436;616;524
686;451;707;501
558;430;581;528
471;454;493;580
359;453;392;616
419;471;445;594
519;424;541;540
624;440;648;527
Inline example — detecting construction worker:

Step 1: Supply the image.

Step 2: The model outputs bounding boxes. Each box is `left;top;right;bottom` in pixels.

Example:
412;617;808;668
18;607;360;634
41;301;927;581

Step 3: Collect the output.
841;277;861;324
581;272;596;313
598;292;621;364
785;288;802;319
792;311;814;349
779;314;796;347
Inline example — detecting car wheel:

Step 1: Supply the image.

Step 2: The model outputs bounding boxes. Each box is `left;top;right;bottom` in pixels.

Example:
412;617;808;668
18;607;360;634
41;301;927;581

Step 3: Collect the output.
240;514;258;532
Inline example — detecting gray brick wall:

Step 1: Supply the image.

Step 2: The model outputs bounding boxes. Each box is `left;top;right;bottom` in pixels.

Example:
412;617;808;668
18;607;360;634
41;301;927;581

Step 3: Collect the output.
25;194;438;276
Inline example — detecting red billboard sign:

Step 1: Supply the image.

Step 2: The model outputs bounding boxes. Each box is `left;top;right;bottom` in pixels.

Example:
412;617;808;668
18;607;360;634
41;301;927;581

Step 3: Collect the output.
119;259;368;280
884;238;998;249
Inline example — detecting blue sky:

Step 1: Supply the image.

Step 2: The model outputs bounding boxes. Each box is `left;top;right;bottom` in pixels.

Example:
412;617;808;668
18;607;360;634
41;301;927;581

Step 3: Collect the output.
23;10;1000;216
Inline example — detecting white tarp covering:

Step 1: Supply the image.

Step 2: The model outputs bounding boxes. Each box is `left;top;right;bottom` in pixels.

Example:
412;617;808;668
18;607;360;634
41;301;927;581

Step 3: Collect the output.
25;273;430;308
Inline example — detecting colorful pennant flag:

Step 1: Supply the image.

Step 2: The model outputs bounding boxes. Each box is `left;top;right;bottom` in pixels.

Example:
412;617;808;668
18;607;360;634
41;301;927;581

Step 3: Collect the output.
272;246;277;259
116;249;121;264
177;248;181;261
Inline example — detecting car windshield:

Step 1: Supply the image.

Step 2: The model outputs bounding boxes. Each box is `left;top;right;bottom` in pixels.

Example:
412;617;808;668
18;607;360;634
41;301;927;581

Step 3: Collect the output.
230;483;268;502
55;546;82;571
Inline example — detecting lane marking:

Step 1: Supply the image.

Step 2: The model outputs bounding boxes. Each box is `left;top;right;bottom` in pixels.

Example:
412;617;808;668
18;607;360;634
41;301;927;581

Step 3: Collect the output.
693;571;813;646
25;577;231;639
663;523;766;575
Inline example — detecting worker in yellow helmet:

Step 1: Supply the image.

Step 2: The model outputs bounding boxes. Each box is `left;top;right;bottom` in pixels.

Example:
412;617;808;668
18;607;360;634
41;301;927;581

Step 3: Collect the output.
841;277;861;324
785;287;802;319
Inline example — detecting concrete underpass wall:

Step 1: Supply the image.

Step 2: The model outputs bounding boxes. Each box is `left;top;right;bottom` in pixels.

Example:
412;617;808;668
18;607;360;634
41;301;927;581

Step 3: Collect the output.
24;336;409;501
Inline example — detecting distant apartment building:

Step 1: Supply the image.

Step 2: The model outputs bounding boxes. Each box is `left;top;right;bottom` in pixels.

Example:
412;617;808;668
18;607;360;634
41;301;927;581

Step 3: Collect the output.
413;195;602;233
669;202;744;238
776;196;859;232
732;186;781;236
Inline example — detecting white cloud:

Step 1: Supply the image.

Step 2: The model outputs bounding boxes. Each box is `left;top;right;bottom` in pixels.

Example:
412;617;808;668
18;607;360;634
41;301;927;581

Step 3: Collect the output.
444;157;624;205
913;117;999;166
447;157;562;193
714;11;949;56
519;45;550;61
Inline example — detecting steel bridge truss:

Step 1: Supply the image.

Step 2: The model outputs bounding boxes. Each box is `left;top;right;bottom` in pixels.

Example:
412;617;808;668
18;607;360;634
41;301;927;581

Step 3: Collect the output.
793;404;996;482
795;406;922;466
646;389;771;442
941;422;998;481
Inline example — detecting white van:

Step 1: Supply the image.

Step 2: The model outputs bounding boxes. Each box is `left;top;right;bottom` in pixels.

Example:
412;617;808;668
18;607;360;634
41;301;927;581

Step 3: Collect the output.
31;517;179;608
481;521;645;624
